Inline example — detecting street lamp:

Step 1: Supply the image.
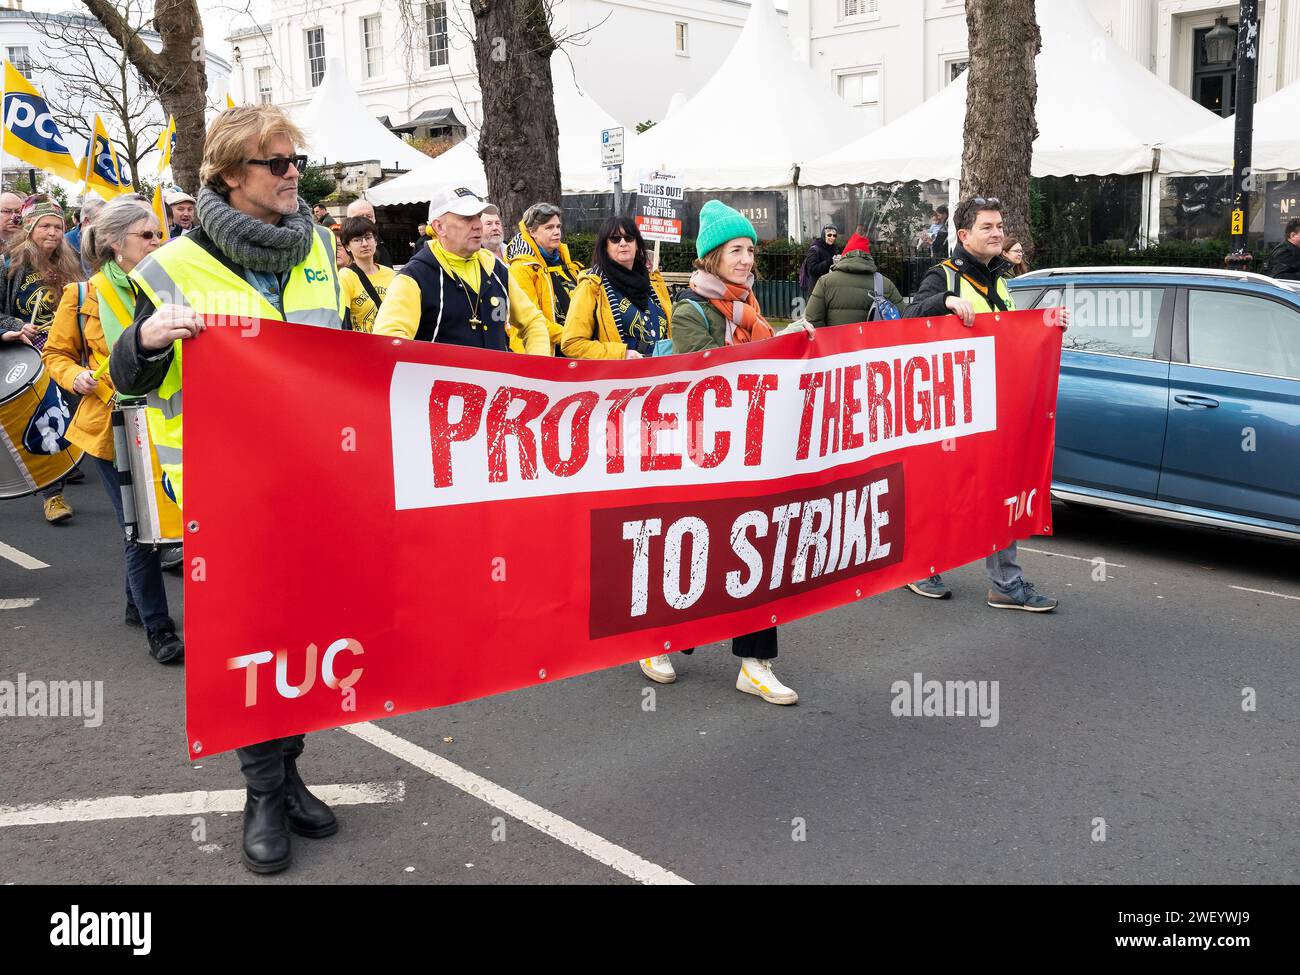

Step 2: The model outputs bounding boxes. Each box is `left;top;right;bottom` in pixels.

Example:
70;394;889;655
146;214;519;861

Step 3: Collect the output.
1220;1;1258;271
1203;16;1235;65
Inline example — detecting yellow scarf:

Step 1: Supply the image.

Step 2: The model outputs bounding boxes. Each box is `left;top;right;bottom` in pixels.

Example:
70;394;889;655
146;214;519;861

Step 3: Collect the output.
432;241;482;293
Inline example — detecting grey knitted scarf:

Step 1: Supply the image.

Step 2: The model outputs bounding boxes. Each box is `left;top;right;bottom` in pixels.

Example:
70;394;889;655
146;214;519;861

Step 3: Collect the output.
196;187;316;273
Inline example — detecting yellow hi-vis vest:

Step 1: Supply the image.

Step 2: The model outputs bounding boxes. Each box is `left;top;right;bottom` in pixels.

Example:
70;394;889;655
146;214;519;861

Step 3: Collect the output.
128;225;344;507
940;259;1017;314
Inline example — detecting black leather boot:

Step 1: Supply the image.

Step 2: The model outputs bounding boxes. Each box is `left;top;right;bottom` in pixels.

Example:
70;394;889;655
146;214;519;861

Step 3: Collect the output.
241;785;291;874
283;758;338;838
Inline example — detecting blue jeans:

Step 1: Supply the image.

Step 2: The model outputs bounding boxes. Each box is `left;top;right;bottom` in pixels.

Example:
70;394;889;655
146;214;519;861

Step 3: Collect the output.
91;455;172;632
986;541;1024;595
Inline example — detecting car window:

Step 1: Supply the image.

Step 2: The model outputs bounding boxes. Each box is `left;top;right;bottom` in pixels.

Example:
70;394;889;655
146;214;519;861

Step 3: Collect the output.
1188;290;1300;380
1038;286;1162;358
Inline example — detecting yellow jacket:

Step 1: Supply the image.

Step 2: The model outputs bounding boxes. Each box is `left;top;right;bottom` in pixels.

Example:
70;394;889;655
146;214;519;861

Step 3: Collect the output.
560;270;673;360
374;244;552;355
507;220;583;347
42;280;117;461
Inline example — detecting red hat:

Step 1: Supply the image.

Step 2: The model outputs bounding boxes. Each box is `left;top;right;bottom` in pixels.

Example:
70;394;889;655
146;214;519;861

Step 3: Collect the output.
842;232;870;255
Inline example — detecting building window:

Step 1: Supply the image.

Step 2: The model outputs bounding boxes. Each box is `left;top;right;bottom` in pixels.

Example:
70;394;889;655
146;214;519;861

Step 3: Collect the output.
426;2;449;68
838;69;881;110
675;22;689;56
255;66;272;105
945;58;969;84
1192;23;1237;118
361;15;383;79
6;46;32;78
305;27;326;87
840;0;880;19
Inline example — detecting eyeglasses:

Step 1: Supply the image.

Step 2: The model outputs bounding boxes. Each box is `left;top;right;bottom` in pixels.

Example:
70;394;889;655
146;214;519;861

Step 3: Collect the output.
350;233;376;244
970;196;1001;206
608;234;636;244
247;154;307;177
129;231;164;241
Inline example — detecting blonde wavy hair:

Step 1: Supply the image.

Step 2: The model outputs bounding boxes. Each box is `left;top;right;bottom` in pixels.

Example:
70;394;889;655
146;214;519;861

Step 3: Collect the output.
199;105;308;194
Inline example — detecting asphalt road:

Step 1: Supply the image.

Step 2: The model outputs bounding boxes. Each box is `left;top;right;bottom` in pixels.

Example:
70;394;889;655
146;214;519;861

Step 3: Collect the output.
1;477;1296;885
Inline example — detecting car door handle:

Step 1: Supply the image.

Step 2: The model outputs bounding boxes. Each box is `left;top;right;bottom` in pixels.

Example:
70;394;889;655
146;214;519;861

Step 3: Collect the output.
1174;394;1219;408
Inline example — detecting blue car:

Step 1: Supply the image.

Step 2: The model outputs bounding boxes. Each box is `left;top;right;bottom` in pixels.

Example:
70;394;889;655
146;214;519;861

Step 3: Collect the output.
1007;267;1300;541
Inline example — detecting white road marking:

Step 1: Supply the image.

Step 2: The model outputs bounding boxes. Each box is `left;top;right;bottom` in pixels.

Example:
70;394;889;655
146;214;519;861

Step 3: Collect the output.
0;541;48;571
344;721;691;886
0;781;405;828
1019;546;1126;569
0;598;38;609
1230;585;1300;602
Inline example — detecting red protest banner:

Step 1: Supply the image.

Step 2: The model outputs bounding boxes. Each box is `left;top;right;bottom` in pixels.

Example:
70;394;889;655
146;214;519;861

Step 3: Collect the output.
183;311;1061;757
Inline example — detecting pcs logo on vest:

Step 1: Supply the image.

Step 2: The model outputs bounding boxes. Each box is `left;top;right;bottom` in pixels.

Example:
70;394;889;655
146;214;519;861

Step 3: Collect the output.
303;268;330;283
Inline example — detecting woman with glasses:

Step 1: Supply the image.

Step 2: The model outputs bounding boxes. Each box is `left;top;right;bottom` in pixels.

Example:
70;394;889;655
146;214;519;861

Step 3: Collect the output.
1;195;85;523
337;216;395;333
561;217;671;359
42;196;183;663
507;201;584;353
1001;237;1029;278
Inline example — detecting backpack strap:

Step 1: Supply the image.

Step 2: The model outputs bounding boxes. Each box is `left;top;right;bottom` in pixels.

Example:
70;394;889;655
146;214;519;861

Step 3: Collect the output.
76;282;89;366
683;299;711;331
350;266;383;314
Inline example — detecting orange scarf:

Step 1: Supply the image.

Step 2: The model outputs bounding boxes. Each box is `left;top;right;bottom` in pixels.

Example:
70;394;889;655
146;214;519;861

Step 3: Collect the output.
707;279;772;345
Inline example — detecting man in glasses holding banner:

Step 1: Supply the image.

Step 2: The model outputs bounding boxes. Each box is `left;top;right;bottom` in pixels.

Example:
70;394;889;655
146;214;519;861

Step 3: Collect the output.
902;195;1062;612
110;105;346;876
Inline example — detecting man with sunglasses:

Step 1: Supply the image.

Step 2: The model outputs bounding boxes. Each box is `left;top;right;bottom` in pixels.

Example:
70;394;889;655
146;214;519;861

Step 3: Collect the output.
903;195;1060;613
799;225;840;297
111;105;346;876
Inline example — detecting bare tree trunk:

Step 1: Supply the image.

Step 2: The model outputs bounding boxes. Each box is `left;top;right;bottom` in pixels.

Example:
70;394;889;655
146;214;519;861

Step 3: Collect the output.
82;0;209;193
469;0;561;225
961;0;1039;254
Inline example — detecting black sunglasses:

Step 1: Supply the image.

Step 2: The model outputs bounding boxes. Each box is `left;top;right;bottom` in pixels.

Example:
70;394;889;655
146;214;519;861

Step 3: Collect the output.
971;195;1001;206
247;154;307;177
608;233;637;243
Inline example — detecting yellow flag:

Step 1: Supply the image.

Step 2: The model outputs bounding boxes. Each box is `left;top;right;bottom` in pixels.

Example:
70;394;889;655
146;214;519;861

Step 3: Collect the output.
1;60;83;183
84;114;132;199
154;115;175;175
151;184;170;242
226;93;235;109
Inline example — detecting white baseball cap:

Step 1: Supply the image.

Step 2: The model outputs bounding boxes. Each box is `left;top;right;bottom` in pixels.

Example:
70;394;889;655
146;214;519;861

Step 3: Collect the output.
429;186;493;223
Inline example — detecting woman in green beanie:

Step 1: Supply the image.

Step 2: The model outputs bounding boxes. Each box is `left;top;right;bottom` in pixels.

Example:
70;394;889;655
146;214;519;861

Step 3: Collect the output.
636;199;810;705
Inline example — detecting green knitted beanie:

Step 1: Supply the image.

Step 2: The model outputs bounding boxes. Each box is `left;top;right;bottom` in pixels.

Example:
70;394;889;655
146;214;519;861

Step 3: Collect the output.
695;199;757;258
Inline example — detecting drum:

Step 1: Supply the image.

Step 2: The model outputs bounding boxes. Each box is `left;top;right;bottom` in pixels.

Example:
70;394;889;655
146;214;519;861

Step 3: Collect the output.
0;342;84;499
110;397;182;546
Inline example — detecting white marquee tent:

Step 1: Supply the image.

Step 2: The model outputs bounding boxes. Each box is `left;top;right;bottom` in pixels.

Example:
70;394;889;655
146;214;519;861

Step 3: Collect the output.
631;0;867;192
800;0;1219;186
298;59;434;172
1158;77;1300;176
366;53;627;206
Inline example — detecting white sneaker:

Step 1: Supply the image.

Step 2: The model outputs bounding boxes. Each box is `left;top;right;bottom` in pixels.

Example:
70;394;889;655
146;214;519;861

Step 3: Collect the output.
639;655;676;684
736;657;798;705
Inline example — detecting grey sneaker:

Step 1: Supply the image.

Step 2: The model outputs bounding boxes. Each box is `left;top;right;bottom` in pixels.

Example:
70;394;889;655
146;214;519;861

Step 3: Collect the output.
987;580;1058;613
906;575;951;599
159;544;183;572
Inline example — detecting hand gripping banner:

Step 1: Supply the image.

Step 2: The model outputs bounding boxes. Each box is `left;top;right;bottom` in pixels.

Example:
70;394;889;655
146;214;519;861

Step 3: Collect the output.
183;311;1062;757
